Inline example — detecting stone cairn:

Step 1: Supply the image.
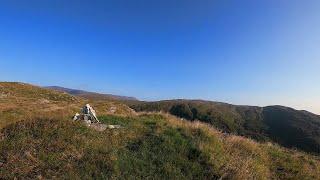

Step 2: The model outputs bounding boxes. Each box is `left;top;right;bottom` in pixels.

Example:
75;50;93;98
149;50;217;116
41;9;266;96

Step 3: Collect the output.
73;104;100;125
73;104;121;131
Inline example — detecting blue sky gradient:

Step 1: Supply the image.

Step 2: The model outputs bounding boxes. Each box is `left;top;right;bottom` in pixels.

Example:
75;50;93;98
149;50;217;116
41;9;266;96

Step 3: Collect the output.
0;0;320;113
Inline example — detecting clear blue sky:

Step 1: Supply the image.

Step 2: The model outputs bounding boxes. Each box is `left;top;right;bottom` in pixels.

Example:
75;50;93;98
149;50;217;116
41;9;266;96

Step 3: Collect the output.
0;1;320;113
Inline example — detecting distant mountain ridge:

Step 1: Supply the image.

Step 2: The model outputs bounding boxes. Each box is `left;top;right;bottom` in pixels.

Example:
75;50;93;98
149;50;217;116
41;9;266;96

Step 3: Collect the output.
45;86;137;101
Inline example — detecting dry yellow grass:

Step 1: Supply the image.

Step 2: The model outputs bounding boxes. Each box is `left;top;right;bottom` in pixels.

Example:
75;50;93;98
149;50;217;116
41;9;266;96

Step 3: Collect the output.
0;82;135;129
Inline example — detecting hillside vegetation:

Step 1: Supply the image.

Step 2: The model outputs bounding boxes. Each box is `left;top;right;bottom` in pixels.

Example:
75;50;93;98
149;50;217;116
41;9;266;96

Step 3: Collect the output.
1;113;320;179
0;82;135;128
1;82;320;179
129;100;320;154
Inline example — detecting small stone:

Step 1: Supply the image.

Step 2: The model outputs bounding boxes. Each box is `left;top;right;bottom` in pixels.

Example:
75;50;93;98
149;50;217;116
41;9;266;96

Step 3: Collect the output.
38;98;50;104
277;167;285;171
109;106;117;114
0;93;8;98
73;113;80;121
107;125;122;129
84;115;90;121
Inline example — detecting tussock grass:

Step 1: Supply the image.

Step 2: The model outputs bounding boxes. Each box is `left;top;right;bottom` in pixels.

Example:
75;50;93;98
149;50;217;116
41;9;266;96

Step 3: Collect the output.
1;113;320;179
156;112;320;179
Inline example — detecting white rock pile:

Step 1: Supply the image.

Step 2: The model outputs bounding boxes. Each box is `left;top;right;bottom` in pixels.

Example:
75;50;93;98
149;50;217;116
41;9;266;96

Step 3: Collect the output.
73;104;121;131
73;104;100;124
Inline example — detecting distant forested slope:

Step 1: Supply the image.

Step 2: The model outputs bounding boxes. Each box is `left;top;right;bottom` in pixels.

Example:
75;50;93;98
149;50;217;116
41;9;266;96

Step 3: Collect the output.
130;100;320;154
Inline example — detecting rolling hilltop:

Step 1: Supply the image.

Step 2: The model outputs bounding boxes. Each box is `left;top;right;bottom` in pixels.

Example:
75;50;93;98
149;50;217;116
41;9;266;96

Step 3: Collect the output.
1;82;320;179
0;82;135;128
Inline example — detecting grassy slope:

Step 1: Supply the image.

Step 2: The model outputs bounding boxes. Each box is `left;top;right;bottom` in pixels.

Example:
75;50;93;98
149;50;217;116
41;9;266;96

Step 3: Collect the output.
1;114;320;179
1;82;320;179
129;100;320;154
0;82;79;128
0;82;135;128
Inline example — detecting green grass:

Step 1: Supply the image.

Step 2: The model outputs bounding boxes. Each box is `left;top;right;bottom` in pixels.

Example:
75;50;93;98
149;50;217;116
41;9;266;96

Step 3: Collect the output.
0;115;217;179
99;115;133;126
1;114;320;179
116;119;218;179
